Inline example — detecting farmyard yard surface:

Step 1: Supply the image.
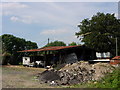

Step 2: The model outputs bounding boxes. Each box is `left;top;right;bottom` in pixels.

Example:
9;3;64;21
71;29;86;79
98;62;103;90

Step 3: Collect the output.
2;63;118;88
2;65;54;88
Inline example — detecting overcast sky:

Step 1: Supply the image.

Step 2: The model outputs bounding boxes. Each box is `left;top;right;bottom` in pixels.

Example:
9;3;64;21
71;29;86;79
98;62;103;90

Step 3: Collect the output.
2;2;118;47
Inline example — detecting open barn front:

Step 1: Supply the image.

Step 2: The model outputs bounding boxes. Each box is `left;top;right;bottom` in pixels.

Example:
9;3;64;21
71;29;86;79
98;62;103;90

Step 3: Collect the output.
18;45;97;68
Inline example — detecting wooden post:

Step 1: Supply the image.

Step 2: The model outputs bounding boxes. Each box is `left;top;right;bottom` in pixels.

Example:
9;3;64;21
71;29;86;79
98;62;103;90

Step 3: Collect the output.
44;51;47;68
58;51;61;64
116;37;118;56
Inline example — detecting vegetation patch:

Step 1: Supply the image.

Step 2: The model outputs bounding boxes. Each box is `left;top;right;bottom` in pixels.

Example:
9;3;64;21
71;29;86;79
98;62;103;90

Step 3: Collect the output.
67;66;120;88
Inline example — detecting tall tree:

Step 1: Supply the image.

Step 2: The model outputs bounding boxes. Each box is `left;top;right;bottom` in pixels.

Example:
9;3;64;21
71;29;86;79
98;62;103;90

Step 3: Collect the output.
1;34;38;64
76;12;120;56
45;40;66;47
68;42;77;46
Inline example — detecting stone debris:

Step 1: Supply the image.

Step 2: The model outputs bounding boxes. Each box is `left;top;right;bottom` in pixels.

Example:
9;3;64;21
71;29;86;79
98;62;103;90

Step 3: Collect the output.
39;69;60;84
38;61;115;85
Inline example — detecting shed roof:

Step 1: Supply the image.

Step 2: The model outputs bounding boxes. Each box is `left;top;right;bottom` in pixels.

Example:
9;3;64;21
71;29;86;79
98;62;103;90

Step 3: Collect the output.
112;56;120;60
18;45;82;52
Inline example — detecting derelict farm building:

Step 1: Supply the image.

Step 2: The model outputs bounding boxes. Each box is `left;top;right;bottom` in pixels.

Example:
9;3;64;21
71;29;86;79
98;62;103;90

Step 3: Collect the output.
18;45;97;67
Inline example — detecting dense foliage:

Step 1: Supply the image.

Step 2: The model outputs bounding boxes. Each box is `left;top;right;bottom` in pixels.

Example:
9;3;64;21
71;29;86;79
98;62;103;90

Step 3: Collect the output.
95;67;120;88
76;12;120;56
44;40;66;47
68;42;77;46
1;34;38;65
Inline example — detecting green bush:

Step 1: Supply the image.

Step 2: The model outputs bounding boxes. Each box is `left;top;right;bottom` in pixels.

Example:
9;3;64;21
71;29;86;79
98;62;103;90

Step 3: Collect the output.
2;53;11;65
95;67;120;88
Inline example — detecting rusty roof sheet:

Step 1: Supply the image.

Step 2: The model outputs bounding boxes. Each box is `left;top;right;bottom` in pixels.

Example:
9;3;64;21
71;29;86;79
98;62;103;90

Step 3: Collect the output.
112;56;120;60
18;45;81;52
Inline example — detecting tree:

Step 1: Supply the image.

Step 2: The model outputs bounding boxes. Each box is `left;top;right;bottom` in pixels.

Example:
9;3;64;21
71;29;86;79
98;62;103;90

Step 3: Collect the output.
68;42;77;46
1;34;38;65
45;40;66;47
76;12;120;56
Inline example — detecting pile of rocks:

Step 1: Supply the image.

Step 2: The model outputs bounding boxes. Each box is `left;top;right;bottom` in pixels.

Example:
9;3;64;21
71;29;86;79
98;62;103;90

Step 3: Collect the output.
38;61;115;85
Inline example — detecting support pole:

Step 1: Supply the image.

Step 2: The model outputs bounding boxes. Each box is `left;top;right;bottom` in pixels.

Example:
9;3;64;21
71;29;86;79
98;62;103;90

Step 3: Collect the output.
48;38;49;44
116;37;118;56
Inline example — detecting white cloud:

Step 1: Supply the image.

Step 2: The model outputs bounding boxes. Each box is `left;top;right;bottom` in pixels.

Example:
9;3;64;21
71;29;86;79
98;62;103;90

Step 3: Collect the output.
2;11;12;16
39;27;81;45
2;2;29;16
1;2;28;9
10;16;33;24
2;2;118;47
20;16;33;24
10;16;19;21
2;2;117;26
40;29;69;35
1;3;34;24
2;0;119;2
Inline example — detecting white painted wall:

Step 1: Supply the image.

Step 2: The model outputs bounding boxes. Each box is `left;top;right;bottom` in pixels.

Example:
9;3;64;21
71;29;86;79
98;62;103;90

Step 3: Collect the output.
96;52;110;58
23;57;30;66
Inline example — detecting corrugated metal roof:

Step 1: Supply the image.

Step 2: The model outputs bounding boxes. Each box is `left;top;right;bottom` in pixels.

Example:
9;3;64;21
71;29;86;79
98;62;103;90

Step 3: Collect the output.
18;45;81;52
112;56;120;60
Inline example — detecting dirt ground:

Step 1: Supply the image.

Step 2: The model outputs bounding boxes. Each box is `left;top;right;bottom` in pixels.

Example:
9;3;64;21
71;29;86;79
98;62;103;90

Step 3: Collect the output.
2;65;55;88
2;62;115;88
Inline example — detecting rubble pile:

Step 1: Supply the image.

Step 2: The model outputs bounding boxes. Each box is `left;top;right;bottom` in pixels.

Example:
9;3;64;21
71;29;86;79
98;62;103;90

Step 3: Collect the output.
38;62;115;85
91;63;115;80
39;69;60;83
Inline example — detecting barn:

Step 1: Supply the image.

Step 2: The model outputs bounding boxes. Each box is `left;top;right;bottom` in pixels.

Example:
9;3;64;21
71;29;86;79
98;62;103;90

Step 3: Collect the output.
18;45;97;67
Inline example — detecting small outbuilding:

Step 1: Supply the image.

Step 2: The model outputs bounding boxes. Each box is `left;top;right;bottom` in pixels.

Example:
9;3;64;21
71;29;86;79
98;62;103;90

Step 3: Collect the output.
110;56;120;65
